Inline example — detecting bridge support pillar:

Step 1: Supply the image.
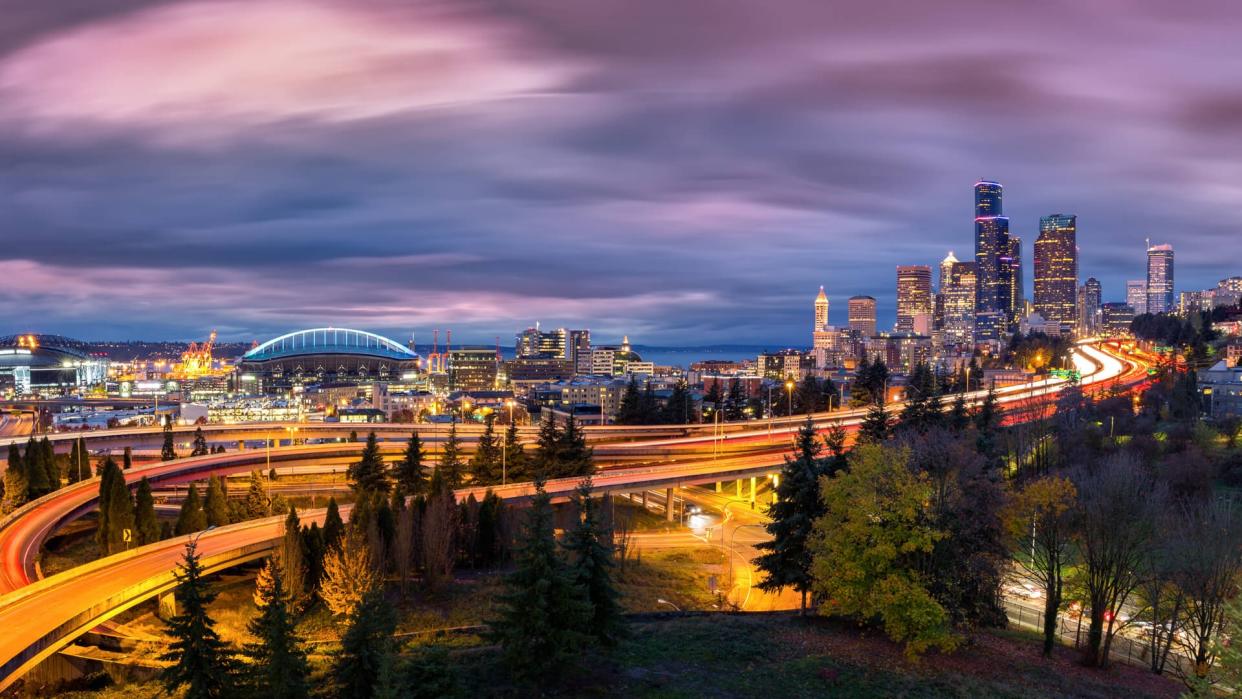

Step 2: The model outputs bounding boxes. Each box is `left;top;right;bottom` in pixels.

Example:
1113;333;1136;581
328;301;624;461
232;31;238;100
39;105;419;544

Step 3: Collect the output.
749;476;756;505
158;590;177;620
237;440;246;451
735;479;742;498
641;490;648;509
665;488;675;521
715;481;722;493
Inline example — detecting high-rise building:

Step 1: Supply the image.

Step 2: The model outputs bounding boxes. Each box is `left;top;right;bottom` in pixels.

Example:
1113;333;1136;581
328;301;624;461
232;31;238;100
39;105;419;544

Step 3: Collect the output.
516;325;567;359
1033;214;1078;331
814;286;829;329
568;329;591;373
1007;236;1023;323
973;180;1014;342
1146;243;1175;315
941;260;978;349
848;295;877;337
1220;277;1242;294
1127;280;1148;316
896;265;932;333
1077;277;1101;336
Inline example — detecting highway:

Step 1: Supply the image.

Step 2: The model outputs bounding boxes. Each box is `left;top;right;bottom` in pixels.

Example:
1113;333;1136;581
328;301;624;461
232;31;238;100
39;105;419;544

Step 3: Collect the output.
0;342;1148;689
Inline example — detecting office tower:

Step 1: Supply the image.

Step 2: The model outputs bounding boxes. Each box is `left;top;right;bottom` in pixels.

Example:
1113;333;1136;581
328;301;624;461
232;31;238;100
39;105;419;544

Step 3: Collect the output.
814;286;829;329
516;324;568;359
1007;236;1023;324
568;329;591;372
1127;280;1148;316
848;295;877;337
939;251;959;292
896;265;932;333
973;180;1014;341
941;260;978;348
1077;277;1101;336
1220;277;1242;293
1146;243;1175;315
1033;214;1078;330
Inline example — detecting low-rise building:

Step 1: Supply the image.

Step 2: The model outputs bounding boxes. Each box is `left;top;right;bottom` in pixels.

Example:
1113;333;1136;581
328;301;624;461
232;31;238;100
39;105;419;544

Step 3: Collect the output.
1200;360;1242;418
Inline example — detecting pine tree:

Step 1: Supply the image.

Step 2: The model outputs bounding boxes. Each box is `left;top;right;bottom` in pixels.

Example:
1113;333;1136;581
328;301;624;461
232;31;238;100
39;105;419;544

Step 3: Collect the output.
858;402;891;445
175;484;208;536
725;378;746;420
755;417;828;613
503;421;527;482
437;423;464;488
532;416;561;479
122;446;133;470
95;457;123;554
333;589;397;699
39;437;58;493
475;490;506;567
564;478;625;643
395;431;427;496
974;385;1002;460
245;470;270;519
322;497;345;552
948;392;970;431
24;437;50;498
661;380;694;424
616;376;642;425
134;477;161;545
349;432;390;494
161;420;178;461
822;420;849;476
4;445;26;508
487;477;590;682
244;559;310;699
470;415;503;485
160;540;238;698
204;475;231;527
639;382;660;423
191;427;209;457
557;416;595;478
279;506;306;607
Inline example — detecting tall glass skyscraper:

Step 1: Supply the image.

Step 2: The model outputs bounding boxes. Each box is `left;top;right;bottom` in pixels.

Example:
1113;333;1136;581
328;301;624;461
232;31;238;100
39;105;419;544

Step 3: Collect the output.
896;265;932;333
973;180;1013;342
1033;214;1078;330
1146;243;1175;315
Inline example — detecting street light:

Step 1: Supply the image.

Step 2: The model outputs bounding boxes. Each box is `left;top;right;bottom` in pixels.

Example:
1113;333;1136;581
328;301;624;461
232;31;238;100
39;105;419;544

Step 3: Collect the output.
656;598;681;612
502;399;515;486
785;380;794;417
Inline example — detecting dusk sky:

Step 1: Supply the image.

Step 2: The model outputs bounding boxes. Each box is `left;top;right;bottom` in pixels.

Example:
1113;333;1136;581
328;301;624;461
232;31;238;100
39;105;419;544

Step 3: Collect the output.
2;0;1240;346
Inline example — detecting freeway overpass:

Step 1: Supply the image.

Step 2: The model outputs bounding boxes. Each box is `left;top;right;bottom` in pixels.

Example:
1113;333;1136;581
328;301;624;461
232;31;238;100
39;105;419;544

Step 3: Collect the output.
0;343;1146;689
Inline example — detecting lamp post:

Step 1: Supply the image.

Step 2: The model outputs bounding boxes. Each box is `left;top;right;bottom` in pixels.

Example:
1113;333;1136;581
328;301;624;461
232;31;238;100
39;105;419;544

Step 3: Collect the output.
656;598;681;612
503;399;515;486
785;379;794;417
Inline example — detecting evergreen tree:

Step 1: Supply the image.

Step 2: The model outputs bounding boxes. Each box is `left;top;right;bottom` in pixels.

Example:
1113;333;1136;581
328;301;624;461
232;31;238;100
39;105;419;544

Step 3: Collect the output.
204;475;231;527
134;477;161;545
395;432;427;496
24;437;50;498
564;479;625;643
532;416;561;479
475;490;506;567
245;470;270;519
755;417;828;613
333;589;397;699
502;421;527;482
175;484;208;536
822;421;849;476
703;380;724;413
557;416;595;478
160;540;238;698
974;385;1002;460
191;427;209;457
469;415;503;485
725;378;746;420
244;559;310;699
437;424;464;488
279;506;306;607
639;382;660;423
850;355;875;407
661;380;694;424
122;446;133;470
349;432;390;494
301;522;326;592
68;437;90;483
322;497;345;552
161;420;178;461
487;477;590;682
615;376;643;425
948;392;970;431
858;402;891;444
4;445;26;508
39;437;58;492
95;457;123;554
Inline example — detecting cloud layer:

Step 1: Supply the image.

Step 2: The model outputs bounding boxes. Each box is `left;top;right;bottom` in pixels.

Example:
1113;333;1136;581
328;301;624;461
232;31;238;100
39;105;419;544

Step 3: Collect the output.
1;0;1240;344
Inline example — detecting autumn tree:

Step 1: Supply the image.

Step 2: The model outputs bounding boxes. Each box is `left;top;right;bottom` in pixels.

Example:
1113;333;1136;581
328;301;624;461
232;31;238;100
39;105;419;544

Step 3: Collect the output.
1004;475;1078;656
810;443;955;656
320;531;381;617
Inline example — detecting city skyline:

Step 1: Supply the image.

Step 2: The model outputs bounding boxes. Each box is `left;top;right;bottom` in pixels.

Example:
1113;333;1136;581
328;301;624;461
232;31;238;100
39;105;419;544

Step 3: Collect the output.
2;1;1241;344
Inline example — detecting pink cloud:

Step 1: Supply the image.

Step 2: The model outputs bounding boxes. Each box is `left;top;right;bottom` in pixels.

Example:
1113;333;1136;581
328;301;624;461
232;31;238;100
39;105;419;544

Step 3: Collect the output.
0;0;577;137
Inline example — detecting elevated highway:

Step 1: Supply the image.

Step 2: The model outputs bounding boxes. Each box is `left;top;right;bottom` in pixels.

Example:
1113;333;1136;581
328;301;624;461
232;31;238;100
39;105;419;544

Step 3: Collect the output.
0;342;1147;690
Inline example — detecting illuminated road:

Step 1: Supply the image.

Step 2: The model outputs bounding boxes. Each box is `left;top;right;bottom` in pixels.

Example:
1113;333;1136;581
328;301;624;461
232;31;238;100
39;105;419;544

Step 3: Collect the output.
0;342;1148;689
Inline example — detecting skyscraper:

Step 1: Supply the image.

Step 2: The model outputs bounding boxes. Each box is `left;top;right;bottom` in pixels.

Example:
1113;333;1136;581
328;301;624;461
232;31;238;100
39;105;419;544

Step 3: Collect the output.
1033;214;1078;330
1078;277;1101;336
1146;243;1175;315
1127;280;1148;316
941;260;978;349
1007;236;1024;323
814;286;829;329
848;295;877;337
973;180;1014;342
896;265;932;333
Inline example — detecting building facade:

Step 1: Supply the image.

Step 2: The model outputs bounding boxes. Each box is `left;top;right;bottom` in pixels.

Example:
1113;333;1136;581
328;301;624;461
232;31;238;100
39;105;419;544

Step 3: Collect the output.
1127;280;1149;316
848;296;877;337
940;259;977;349
1077;277;1102;336
974;180;1015;342
896;265;932;333
1146;243;1175;315
1033;214;1078;332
